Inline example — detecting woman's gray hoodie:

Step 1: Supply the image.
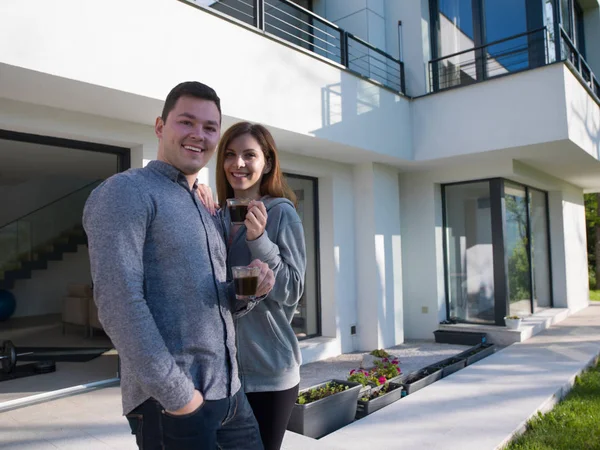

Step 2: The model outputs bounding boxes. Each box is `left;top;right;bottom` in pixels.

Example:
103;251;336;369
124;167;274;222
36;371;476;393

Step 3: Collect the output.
223;196;306;393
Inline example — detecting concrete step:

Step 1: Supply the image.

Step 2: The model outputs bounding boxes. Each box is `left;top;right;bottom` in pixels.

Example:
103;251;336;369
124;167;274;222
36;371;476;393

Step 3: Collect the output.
437;308;570;345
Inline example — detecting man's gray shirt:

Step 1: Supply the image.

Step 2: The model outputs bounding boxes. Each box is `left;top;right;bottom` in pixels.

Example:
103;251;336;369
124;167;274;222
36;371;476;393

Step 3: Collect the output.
83;160;240;415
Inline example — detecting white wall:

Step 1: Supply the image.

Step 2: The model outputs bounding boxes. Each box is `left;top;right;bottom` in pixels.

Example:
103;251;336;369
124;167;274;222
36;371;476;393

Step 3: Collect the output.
564;66;600;159
412;64;570;161
11;245;91;318
399;173;443;340
0;0;411;162
557;186;590;312
373;163;404;346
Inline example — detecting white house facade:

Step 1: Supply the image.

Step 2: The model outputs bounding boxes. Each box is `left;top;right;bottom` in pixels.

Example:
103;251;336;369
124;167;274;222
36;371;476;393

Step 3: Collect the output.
0;0;599;403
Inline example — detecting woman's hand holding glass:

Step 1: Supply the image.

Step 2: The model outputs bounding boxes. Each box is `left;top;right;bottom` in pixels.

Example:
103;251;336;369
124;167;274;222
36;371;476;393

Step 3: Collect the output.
245;200;267;241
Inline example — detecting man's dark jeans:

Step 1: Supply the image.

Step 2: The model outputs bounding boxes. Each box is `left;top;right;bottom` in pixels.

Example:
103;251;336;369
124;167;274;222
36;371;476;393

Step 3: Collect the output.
125;389;264;449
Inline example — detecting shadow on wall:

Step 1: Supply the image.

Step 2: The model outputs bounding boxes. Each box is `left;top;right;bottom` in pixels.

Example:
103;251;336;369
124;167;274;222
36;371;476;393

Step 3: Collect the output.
570;90;600;159
311;72;410;160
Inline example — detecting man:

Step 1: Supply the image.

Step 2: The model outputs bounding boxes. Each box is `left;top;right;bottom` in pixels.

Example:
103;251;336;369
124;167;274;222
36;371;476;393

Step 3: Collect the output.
83;81;272;449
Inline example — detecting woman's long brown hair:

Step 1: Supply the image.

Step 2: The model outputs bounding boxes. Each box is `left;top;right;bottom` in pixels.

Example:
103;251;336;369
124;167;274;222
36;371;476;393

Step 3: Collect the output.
216;122;297;207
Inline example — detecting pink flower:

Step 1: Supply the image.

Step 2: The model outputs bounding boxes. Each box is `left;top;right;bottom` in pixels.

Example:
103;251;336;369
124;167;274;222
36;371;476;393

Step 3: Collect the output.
350;369;356;375
382;357;389;363
378;376;387;384
391;359;399;365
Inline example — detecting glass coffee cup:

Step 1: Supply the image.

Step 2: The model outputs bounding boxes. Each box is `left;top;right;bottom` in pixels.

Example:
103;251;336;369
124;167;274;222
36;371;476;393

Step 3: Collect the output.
226;198;251;225
232;266;261;301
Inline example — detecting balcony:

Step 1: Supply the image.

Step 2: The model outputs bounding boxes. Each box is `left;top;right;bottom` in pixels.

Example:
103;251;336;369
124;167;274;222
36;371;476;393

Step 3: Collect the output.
429;26;600;106
184;0;405;94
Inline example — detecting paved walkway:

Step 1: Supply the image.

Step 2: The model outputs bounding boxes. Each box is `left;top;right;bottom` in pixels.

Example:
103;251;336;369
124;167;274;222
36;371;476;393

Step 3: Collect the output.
1;304;599;449
282;303;600;450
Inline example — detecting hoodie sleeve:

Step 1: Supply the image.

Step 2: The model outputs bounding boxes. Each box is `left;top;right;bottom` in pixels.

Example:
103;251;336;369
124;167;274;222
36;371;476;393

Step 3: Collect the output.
245;204;306;308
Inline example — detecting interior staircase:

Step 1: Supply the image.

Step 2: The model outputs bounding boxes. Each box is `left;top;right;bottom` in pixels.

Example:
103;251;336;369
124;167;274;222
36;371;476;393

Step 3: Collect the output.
0;224;87;290
0;180;100;291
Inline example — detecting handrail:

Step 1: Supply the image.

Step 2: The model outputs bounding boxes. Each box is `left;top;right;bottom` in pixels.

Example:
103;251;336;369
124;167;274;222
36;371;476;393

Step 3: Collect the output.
346;31;402;64
184;0;405;93
265;0;341;31
0;179;102;230
429;27;546;64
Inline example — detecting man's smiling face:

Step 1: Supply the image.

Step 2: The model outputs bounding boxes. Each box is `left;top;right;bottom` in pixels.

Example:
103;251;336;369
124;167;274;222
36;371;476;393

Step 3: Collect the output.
155;95;221;176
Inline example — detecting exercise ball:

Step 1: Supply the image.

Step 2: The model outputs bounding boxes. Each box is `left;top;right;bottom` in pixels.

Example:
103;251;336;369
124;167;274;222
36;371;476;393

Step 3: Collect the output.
0;290;16;321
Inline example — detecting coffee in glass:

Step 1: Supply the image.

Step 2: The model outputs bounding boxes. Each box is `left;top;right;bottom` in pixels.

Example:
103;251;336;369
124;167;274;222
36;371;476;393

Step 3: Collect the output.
232;266;260;300
226;198;251;224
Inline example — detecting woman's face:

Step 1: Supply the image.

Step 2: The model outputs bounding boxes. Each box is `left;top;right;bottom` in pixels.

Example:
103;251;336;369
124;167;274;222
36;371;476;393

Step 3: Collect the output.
223;133;269;199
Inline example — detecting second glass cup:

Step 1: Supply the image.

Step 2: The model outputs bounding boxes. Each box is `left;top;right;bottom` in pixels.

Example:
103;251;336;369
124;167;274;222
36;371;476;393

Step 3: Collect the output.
232;266;261;301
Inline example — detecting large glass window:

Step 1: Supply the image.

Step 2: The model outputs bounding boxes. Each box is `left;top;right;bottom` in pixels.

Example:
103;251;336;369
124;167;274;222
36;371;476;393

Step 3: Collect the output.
483;0;530;76
285;174;320;339
436;0;477;88
504;182;531;317
443;179;552;325
431;0;547;89
444;182;495;324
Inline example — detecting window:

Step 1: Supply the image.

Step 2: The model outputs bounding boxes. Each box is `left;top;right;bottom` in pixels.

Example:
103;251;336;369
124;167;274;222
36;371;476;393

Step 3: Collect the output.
442;179;552;325
430;0;547;90
284;174;320;339
443;182;495;324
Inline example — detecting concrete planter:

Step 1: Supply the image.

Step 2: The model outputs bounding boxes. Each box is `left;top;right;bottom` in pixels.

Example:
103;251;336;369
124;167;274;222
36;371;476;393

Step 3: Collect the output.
433;330;487;345
403;367;442;395
456;343;497;365
504;317;522;329
429;356;467;378
287;379;361;439
355;382;406;419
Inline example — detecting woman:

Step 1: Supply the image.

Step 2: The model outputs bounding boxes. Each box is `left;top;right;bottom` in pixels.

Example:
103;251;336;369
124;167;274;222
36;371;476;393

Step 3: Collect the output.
199;121;306;450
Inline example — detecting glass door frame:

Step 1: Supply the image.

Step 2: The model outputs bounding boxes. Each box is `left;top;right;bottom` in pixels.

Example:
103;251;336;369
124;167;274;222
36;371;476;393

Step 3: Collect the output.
283;172;322;340
442;178;554;326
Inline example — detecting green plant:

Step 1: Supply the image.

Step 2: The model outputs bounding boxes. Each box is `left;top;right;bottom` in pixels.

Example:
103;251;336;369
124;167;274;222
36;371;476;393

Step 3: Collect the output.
369;349;391;358
348;369;382;386
296;382;349;405
372;359;401;381
505;315;521;320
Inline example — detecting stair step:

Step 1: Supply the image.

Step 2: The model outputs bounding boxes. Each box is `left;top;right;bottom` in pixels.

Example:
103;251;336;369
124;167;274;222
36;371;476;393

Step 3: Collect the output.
5;268;32;281
45;251;64;261
56;243;78;253
22;260;48;271
0;279;14;290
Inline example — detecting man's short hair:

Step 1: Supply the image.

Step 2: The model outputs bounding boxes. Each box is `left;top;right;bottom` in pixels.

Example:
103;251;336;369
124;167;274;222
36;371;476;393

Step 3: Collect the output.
161;81;221;122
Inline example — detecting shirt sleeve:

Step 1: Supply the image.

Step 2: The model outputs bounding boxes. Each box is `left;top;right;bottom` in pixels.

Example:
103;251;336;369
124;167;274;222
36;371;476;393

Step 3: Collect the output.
83;175;195;411
245;205;306;308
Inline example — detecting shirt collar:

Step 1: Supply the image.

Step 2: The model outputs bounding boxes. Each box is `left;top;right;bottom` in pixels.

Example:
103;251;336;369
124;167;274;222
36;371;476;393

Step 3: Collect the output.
147;160;198;189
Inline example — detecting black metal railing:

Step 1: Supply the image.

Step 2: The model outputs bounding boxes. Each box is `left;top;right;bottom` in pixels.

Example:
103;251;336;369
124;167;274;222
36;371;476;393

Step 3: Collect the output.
560;27;600;101
186;0;405;94
429;25;600;104
429;27;548;92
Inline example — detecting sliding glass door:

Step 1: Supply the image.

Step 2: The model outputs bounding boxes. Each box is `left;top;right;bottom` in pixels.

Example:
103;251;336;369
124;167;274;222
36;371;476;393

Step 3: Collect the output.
443;179;552;325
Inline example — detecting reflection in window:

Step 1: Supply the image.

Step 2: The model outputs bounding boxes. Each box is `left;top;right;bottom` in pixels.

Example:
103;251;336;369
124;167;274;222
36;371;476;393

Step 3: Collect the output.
483;0;529;75
444;182;495;324
530;189;551;309
437;0;476;88
504;182;532;317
